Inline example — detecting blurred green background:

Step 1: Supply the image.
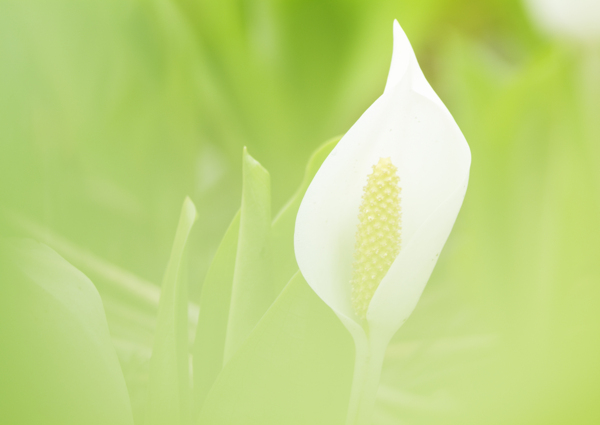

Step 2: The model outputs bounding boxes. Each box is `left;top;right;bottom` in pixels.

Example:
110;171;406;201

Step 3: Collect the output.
1;0;599;424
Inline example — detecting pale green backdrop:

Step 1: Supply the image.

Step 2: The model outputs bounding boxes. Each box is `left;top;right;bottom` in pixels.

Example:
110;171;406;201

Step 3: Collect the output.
1;0;599;424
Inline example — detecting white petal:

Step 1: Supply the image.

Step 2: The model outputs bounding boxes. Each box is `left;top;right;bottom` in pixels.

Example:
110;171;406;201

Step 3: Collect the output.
294;21;470;330
383;20;411;95
385;20;445;113
367;175;469;334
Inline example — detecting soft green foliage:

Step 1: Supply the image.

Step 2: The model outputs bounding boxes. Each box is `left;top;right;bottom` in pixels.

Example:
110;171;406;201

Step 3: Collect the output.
192;211;240;411
1;0;600;424
197;272;354;425
192;138;338;419
0;240;134;425
224;149;273;361
270;137;339;293
146;198;197;425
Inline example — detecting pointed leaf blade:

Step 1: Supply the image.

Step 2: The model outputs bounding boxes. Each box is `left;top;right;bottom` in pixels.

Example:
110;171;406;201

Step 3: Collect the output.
192;210;240;413
146;197;198;425
224;148;273;362
270;137;340;293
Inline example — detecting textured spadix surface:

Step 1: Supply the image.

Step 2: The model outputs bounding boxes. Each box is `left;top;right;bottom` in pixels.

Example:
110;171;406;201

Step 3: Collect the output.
351;157;401;320
294;20;471;339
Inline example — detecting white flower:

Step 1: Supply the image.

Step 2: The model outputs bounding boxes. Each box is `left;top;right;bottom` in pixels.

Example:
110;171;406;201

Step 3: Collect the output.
294;20;471;424
525;0;600;42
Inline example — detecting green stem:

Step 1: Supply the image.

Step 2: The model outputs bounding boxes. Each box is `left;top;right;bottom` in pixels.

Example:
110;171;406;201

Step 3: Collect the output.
345;331;388;425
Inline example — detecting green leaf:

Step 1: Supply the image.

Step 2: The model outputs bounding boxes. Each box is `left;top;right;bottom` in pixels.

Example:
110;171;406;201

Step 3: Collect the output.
223;148;273;362
146;197;198;425
192;210;240;413
197;272;354;425
0;239;134;425
270;136;340;293
192;138;339;419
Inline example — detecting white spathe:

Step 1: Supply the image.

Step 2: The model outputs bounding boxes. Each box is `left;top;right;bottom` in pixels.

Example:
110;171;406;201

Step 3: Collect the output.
294;20;471;343
525;0;600;42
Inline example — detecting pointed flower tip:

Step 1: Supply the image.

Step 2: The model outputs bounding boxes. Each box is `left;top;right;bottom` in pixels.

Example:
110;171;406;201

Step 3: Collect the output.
351;157;402;319
384;19;415;95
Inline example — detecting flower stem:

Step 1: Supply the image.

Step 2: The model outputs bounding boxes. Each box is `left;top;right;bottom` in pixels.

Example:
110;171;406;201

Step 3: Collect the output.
345;332;388;425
